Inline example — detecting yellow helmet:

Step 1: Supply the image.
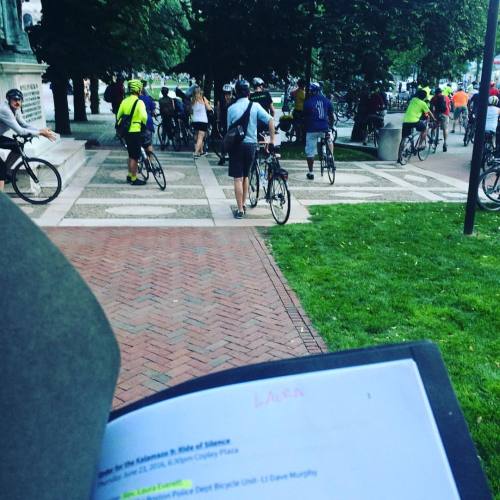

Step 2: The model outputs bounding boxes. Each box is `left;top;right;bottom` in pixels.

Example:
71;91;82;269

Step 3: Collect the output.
128;79;143;94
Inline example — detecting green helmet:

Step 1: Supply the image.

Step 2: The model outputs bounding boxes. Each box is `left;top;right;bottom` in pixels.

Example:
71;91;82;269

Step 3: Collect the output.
128;79;143;94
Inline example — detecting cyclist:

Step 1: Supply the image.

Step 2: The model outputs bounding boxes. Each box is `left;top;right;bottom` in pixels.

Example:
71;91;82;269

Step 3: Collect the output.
139;83;157;158
303;82;334;180
402;89;435;144
451;85;468;133
216;83;234;166
0;88;56;192
158;87;177;150
486;95;500;149
291;78;306;141
227;79;275;219
430;87;450;152
116;79;148;186
250;77;275;117
442;83;453;98
489;81;499;97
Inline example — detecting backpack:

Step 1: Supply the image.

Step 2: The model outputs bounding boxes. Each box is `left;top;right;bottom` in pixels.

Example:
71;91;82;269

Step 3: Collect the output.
223;102;253;152
159;96;175;116
103;85;113;103
434;95;447;114
115;98;140;138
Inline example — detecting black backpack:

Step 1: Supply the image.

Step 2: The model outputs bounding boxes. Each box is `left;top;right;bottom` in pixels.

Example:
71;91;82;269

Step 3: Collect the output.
115;98;140;138
103;85;113;103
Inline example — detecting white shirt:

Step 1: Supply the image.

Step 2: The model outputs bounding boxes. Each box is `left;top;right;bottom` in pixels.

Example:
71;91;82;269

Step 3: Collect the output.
191;100;208;123
485;106;499;133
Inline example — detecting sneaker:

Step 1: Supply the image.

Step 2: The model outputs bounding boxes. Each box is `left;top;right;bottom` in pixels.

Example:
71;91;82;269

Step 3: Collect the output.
217;157;225;166
193;153;200;159
451;130;455;133
233;209;244;219
130;178;146;186
443;144;447;152
200;151;208;157
306;172;314;180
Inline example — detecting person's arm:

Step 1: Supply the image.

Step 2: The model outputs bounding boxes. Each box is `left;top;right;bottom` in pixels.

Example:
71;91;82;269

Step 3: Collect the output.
204;97;213;111
268;118;275;145
137;100;148;127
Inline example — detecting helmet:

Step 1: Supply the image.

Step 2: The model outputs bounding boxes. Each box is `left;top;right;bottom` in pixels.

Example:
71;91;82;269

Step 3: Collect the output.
235;79;250;98
416;89;427;100
489;95;499;105
161;86;169;96
309;82;321;93
434;87;442;94
128;79;143;93
6;88;23;101
222;83;233;93
252;77;264;88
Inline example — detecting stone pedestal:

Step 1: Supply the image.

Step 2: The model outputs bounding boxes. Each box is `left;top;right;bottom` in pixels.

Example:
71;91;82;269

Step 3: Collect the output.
0;59;46;122
0;59;86;189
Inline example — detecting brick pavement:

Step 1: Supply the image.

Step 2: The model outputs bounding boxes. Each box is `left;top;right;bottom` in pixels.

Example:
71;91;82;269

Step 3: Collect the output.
46;227;327;409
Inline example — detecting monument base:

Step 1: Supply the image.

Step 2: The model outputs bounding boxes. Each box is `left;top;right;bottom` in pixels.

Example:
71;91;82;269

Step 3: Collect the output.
0;60;87;189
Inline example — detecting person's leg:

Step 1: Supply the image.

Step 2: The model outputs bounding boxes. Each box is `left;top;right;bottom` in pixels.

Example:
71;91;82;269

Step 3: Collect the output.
305;132;315;179
442;116;448;151
241;144;256;210
0;157;6;191
196;130;205;155
128;158;138;177
233;177;244;212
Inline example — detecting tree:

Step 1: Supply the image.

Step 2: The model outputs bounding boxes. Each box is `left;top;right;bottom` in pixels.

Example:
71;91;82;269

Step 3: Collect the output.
29;0;189;133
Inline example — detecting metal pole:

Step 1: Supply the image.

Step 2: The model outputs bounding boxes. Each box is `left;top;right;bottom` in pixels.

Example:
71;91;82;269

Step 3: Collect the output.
464;0;500;235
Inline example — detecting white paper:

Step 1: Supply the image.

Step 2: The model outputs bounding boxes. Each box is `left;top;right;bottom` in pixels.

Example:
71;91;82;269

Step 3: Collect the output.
91;359;460;500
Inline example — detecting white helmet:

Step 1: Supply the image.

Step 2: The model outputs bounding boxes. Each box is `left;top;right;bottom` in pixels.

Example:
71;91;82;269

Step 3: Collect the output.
222;83;233;93
489;95;499;105
252;77;264;88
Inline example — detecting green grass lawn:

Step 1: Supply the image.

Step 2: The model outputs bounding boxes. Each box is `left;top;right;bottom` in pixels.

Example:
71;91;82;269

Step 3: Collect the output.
279;141;376;161
267;203;499;496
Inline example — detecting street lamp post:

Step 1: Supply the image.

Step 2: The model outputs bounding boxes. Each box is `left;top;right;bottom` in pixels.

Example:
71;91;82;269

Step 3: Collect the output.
464;0;500;235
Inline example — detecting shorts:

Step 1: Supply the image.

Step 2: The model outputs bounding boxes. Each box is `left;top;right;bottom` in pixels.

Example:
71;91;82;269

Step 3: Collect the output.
192;122;208;132
453;106;467;120
125;132;142;161
305;131;329;158
402;121;426;138
142;129;153;147
228;142;257;178
437;113;449;130
0;136;18;180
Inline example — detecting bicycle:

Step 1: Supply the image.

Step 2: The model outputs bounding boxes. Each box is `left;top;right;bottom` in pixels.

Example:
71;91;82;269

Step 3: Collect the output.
427;118;440;154
7;134;62;204
398;125;430;165
248;146;291;224
137;146;166;190
477;162;500;211
317;131;336;184
481;132;496;172
364;113;384;148
463;117;476;147
157;115;182;151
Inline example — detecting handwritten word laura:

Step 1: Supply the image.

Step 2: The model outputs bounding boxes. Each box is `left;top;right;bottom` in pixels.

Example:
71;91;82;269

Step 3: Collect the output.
254;388;304;409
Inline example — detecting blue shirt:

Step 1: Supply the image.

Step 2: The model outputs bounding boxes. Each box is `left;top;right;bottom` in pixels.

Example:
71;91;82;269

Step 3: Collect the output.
303;94;333;133
227;97;272;143
140;94;156;132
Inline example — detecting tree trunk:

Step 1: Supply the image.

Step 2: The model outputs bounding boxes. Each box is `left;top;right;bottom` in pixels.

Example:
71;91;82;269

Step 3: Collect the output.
72;76;87;122
52;76;71;135
90;76;100;114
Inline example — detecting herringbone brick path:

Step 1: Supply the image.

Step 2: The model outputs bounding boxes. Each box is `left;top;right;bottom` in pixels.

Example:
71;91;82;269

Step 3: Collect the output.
46;228;326;409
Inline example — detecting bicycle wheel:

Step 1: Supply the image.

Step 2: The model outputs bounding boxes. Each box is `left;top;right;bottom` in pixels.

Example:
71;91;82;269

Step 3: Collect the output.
211;132;223;159
157;123;165;148
326;149;336;185
331;127;338;143
137;158;149;181
12;157;62;205
269;175;291;225
463;123;472;146
417;136;430;161
148;152;166;190
428;127;437;153
248;163;259;207
398;137;412;165
172;129;182;151
477;168;500;211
